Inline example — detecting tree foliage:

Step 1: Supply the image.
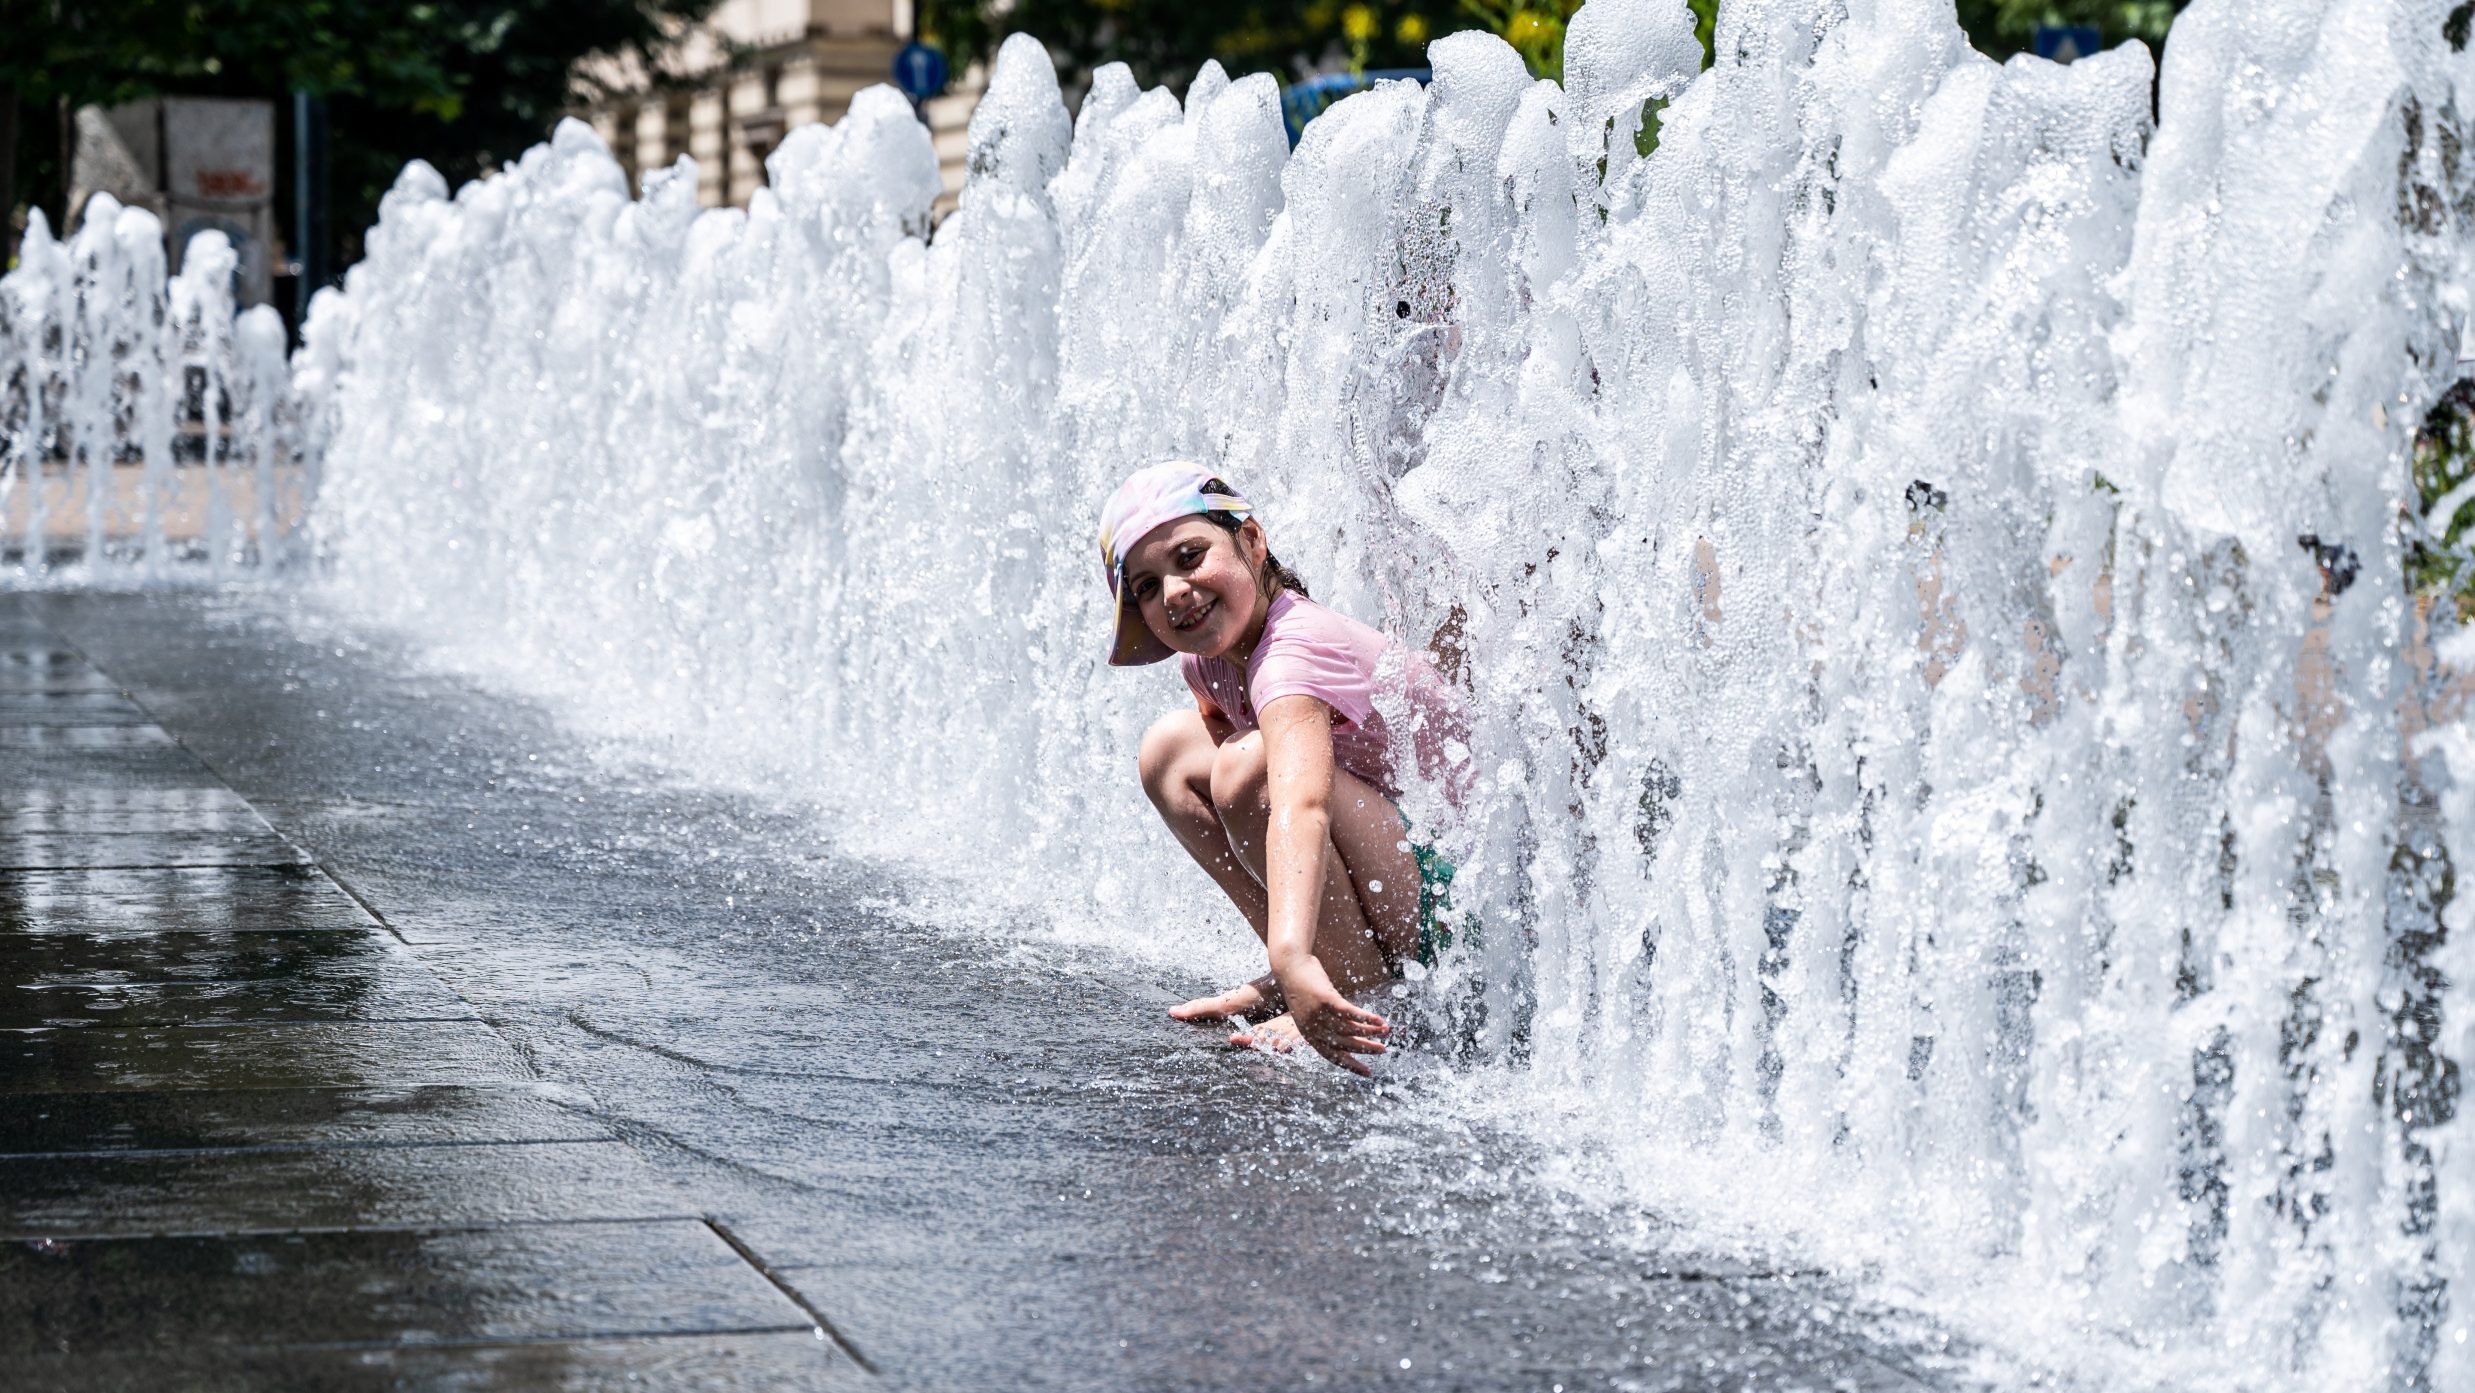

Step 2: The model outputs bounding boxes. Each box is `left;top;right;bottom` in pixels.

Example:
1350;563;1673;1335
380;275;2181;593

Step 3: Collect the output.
3;0;716;269
920;0;2189;92
10;0;2200;276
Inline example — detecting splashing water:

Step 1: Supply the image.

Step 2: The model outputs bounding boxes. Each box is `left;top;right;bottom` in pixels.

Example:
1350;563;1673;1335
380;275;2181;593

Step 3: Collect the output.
1;201;310;578
17;0;2475;1385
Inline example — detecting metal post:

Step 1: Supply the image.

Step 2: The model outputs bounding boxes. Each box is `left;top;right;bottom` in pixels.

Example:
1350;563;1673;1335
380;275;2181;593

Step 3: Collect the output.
293;89;311;327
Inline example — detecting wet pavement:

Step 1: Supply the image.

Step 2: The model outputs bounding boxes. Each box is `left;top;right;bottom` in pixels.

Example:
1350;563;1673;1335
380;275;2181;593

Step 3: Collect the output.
0;591;1989;1391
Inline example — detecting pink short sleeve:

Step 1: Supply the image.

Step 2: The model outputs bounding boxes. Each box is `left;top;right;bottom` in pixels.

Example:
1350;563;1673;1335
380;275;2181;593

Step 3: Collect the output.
1179;653;1232;721
1246;600;1378;730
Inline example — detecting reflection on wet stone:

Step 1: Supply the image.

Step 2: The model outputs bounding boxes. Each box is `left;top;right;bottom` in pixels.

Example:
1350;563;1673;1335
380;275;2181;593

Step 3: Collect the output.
0;692;152;724
0;603;843;1386
0;1020;530;1094
0;1084;608;1156
0;866;379;936
0;1141;694;1237
0;932;471;1029
0;1221;802;1352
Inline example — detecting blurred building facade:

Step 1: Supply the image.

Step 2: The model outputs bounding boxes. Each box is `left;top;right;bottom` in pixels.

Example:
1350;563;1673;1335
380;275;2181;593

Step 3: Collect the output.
68;97;280;305
578;0;980;214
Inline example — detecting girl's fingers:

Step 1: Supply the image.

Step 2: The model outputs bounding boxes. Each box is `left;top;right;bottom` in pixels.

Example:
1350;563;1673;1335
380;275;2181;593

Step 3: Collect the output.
1340;1036;1388;1054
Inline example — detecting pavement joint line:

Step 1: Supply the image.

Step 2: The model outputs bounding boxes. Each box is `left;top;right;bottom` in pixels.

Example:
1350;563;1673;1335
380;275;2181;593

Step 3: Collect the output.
134;1324;827;1356
0;722;156;730
0;615;331;885
2;1212;712;1242
0;1135;622;1161
0;1080;567;1099
15;975;422;987
4;1016;496;1034
0;926;391;936
602;1117;830;1198
307;858;423;950
6;618;776;1349
0;860;317;873
3;616;530;1080
1;1016;488;1032
0;1082;587;1099
558;1009;1024;1097
705;1216;879;1375
0;861;332;878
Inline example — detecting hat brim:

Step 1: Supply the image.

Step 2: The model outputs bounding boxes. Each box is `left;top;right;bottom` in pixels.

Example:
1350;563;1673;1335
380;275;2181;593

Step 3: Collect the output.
1107;583;1175;666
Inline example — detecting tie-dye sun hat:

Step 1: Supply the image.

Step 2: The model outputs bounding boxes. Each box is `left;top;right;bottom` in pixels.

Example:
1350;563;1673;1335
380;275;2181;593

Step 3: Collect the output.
1097;461;1254;667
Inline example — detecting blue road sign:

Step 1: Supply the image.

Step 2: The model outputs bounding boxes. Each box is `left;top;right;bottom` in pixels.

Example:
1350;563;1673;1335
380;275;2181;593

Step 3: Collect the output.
894;42;949;100
2033;25;2103;63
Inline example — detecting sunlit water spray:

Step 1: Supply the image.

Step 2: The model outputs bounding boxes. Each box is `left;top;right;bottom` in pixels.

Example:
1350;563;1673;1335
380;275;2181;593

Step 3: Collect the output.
14;0;2475;1385
1;201;310;578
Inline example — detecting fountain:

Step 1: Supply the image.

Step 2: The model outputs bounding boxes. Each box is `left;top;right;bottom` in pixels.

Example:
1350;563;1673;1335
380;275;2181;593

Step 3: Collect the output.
8;0;2474;1385
2;202;308;577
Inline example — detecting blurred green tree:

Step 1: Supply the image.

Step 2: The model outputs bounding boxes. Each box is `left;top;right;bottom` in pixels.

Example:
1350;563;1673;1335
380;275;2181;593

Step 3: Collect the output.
919;0;2189;92
2;0;715;270
1953;2;2185;59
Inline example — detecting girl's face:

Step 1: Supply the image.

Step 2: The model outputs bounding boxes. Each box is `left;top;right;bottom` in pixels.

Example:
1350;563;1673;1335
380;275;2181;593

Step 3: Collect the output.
1122;516;1270;660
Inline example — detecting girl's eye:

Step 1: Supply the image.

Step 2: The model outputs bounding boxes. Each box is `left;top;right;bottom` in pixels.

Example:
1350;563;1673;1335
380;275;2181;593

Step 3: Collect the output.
1134;578;1159;601
1177;546;1204;566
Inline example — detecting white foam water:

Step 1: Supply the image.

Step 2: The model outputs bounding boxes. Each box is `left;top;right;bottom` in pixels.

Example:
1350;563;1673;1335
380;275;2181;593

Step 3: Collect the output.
1;202;306;578
16;1;2475;1385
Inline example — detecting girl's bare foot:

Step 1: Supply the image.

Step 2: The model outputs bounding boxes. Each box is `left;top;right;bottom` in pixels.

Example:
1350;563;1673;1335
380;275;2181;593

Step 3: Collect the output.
1168;975;1282;1023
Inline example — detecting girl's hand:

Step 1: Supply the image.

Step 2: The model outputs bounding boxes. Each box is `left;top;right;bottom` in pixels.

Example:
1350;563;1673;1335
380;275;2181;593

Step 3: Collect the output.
1274;985;1391;1076
1170;974;1282;1023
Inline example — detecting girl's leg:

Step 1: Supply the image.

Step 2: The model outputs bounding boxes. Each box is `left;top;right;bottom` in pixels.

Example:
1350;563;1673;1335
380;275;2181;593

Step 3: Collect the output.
1205;730;1423;993
1138;711;1281;1021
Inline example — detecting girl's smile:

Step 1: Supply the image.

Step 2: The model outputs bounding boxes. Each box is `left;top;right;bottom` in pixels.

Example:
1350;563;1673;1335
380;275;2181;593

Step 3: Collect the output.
1167;594;1215;632
1122;517;1271;662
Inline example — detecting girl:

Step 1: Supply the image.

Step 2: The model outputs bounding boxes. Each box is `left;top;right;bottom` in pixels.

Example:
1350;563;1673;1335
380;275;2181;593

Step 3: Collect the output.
1099;462;1462;1075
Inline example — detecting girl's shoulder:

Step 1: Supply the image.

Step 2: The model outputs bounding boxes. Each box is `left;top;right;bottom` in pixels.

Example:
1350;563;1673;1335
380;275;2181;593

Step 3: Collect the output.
1259;592;1388;656
1244;593;1395;726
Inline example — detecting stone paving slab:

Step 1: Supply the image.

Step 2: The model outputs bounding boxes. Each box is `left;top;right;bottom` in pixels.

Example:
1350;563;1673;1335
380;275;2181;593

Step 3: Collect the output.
0;826;309;871
6;785;263;826
0;1140;697;1237
0;726;178;753
1;1220;808;1354
0;599;847;1388
0;866;380;935
0;928;405;984
0;1019;531;1093
0;664;120;697
769;1255;1938;1393
0;787;308;869
13;1331;870;1393
1;748;230;788
0;1084;608;1155
0;692;153;723
0;973;474;1030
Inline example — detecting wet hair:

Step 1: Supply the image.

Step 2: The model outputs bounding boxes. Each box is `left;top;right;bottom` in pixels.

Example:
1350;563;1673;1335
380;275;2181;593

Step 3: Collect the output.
1197;479;1310;600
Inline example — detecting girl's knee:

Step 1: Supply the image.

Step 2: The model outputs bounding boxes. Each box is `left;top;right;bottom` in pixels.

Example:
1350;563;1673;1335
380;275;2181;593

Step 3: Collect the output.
1208;732;1266;813
1138;710;1209;800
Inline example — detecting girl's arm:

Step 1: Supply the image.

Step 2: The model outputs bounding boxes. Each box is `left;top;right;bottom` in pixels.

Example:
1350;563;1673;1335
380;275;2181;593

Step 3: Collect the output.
1256;694;1392;1074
